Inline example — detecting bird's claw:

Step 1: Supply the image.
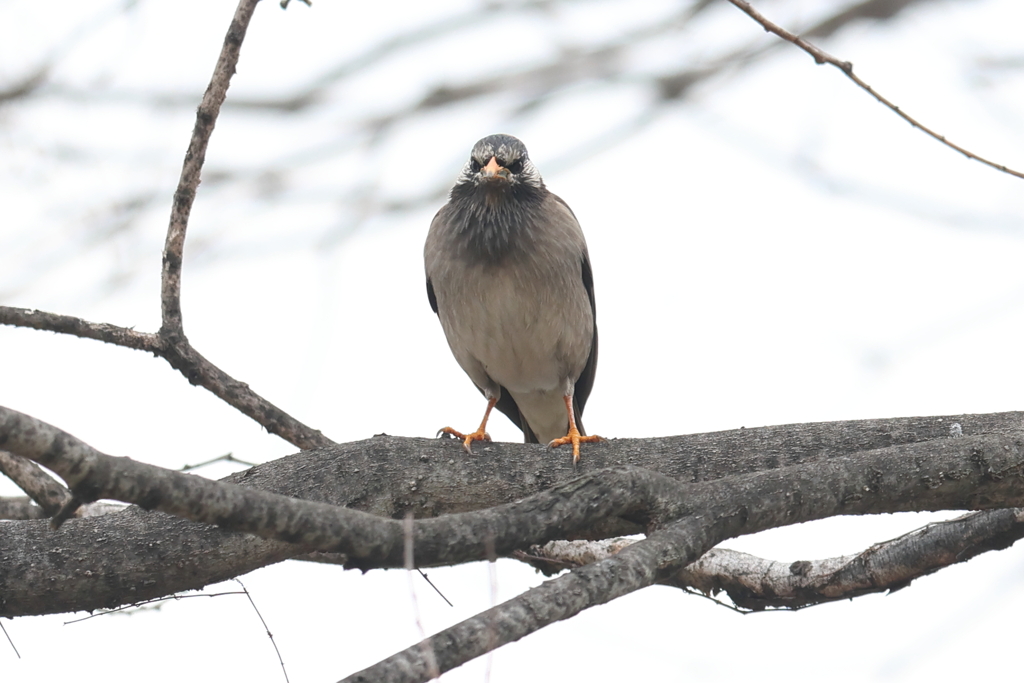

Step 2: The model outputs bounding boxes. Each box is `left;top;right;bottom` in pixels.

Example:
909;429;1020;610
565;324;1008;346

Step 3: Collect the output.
437;426;491;454
548;430;603;466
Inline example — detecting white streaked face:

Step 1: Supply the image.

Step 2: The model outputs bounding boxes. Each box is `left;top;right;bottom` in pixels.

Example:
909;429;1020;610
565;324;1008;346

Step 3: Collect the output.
455;135;544;189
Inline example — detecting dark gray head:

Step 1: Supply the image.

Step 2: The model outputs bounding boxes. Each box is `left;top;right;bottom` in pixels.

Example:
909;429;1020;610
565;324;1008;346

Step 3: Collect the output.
445;134;549;261
454;134;544;191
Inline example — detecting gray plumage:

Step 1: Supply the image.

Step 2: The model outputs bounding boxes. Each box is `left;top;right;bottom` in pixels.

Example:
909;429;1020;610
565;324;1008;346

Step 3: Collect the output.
425;134;597;447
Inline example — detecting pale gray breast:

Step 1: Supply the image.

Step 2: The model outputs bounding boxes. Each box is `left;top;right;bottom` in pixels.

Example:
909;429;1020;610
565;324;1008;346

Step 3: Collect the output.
425;193;594;396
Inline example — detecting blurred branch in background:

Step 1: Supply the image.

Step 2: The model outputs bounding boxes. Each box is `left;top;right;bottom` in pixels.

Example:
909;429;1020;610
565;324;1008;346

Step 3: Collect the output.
0;0;333;451
6;0;1020;305
727;0;1024;179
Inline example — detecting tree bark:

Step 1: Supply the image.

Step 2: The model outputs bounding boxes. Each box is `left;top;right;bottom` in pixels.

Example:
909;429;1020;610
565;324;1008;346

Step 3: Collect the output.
0;409;1021;618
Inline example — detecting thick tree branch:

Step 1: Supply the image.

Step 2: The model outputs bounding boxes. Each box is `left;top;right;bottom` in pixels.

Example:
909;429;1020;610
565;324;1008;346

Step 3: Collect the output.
726;0;1024;180
0;405;689;569
675;507;1024;609
344;430;1024;682
0;496;48;520
2;405;1024;630
0;449;72;515
1;410;1021;617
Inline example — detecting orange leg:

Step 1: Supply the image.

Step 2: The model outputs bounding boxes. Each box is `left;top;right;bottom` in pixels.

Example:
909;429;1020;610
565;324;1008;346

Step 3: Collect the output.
547;394;602;466
437;397;497;454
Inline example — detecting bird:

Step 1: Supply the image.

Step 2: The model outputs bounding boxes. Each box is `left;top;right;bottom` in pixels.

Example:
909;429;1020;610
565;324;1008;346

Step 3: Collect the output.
424;133;600;465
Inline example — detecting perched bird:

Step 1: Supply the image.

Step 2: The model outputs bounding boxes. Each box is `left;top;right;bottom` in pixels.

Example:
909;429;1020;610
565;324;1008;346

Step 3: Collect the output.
424;134;600;465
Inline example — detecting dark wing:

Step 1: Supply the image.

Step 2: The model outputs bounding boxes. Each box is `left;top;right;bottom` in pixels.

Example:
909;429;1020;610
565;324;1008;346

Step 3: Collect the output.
426;278;438;314
572;250;598;436
545;194;598;435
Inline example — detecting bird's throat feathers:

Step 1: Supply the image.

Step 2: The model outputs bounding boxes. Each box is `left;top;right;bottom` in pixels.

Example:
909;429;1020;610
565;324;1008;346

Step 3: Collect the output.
447;182;548;262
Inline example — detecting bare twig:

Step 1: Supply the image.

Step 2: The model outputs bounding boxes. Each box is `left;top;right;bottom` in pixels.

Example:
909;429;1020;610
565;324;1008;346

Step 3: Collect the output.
0;0;334;452
155;0;331;450
0;307;160;353
342;518;713;683
235;579;291;683
404;513;440;680
726;0;1024;180
63;590;249;624
292;551;454;608
180;452;258;472
161;0;255;334
417;570;453;608
1;621;19;659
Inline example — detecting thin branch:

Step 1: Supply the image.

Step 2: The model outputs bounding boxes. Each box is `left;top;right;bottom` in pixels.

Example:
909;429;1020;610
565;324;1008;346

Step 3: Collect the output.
0;0;334;451
0;305;332;451
417;570;453;608
181;452;258;472
1;621;19;659
160;0;256;334
155;0;333;450
0;307;160;353
342;518;711;683
404;514;441;680
726;0;1024;180
147;340;335;449
235;579;291;683
63;590;249;624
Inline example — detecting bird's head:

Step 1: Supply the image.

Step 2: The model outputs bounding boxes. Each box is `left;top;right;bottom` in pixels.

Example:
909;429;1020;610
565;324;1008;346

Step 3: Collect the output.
456;134;544;194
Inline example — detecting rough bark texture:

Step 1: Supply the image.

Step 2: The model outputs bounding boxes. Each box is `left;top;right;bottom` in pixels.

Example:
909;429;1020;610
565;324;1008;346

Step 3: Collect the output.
520;506;1024;609
0;496;48;520
0;409;1022;619
0;449;72;514
340;427;1024;682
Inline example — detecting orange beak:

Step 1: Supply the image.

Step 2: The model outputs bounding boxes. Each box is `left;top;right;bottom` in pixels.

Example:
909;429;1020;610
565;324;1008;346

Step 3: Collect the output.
480;156;510;181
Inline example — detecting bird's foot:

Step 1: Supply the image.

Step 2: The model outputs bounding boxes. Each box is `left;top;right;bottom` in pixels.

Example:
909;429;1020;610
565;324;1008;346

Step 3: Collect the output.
437;426;492;454
548;428;603;466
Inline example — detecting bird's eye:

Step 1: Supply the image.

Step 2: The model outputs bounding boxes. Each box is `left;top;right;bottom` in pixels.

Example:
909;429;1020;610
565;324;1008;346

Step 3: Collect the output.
506;159;524;174
470;159;482;172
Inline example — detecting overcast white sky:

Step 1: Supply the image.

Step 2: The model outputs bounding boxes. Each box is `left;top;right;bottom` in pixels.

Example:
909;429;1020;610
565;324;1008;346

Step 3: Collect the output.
2;0;1024;681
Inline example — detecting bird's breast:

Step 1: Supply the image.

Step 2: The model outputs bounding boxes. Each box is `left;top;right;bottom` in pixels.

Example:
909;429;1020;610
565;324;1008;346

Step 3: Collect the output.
437;254;593;395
